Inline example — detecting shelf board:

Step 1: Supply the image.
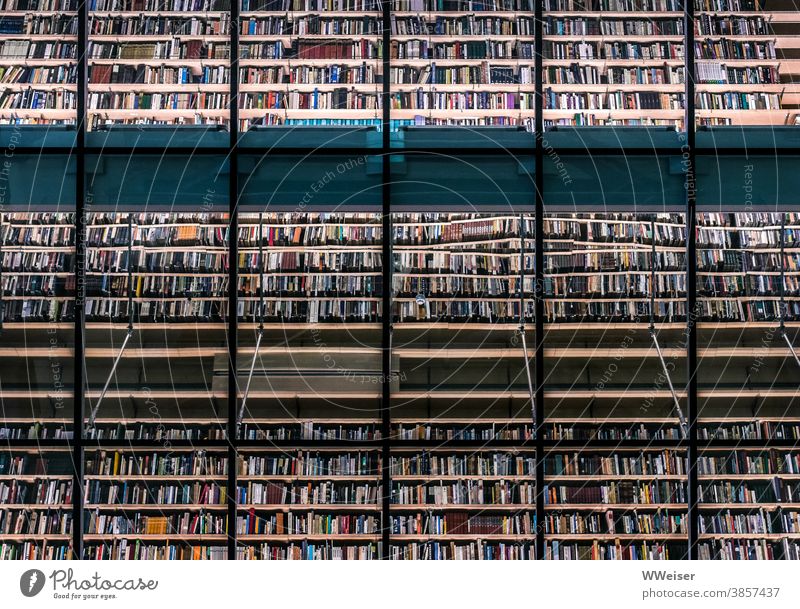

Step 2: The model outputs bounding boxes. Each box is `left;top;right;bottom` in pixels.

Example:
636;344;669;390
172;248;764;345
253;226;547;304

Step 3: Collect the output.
391;533;535;540
83;534;227;541
236;534;380;541
236;504;380;511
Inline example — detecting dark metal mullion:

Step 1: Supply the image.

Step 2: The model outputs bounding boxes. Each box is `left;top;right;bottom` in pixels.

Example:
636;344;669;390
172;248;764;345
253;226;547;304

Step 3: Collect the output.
381;0;392;562
534;0;545;562
684;0;699;561
227;0;240;561
72;0;88;562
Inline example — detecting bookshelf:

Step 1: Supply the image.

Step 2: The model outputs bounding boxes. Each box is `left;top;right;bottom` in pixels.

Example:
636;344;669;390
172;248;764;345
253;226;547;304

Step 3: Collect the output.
3;0;797;129
2;209;800;559
238;0;385;131
87;0;232;131
0;447;73;559
0;0;78;126
82;447;229;559
84;211;229;441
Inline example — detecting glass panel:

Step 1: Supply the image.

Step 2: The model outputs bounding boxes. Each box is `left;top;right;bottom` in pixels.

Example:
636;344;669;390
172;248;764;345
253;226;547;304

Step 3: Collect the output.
0;1;78;127
1;211;75;439
235;211;382;560
694;0;797;127
697;211;800;560
83;447;229;559
390;153;535;209
238;0;383;132
0;446;74;559
389;0;536;130
543;0;685;128
239;153;381;209
390;212;536;560
87;0;232;132
543;211;689;560
86;154;229;209
83;211;229;441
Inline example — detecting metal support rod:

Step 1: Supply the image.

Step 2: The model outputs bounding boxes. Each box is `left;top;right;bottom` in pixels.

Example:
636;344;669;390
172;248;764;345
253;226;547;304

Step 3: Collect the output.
519;214;536;424
533;0;545;563
783;333;800;369
520;329;536;424
651;329;689;439
237;329;263;427
237;215;265;428
648;218;688;438
87;215;135;429
87;330;132;429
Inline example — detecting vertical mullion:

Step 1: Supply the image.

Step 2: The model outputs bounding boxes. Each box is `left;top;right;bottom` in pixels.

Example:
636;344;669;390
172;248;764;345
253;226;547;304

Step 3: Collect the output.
228;0;240;561
73;0;88;562
533;0;545;563
381;0;392;562
683;0;698;561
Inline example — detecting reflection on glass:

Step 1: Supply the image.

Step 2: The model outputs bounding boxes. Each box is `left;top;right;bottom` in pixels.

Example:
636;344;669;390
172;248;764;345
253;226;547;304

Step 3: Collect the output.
390;0;535;130
0;211;75;438
695;0;796;127
543;212;689;560
83;211;229;441
0;1;78;126
0;447;74;559
83;447;229;559
390;213;536;560
543;0;685;128
235;211;382;559
697;212;800;560
239;0;383;131
87;0;232;131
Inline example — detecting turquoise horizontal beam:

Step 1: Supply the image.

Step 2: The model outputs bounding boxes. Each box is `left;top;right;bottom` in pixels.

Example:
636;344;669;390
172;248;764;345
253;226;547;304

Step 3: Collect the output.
86;155;229;210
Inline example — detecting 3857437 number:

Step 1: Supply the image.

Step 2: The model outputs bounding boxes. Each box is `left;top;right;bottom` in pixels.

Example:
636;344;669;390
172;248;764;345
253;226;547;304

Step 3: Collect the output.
729;587;780;598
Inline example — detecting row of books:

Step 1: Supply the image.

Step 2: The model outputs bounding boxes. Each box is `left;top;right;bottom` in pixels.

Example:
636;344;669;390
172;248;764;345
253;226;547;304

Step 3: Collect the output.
88;16;230;36
83;481;227;505
391;512;534;535
546;451;686;477
238;224;381;246
0;509;72;535
390;541;530;560
544;481;688;505
84;543;227;560
238;251;381;273
390;453;535;476
237;510;378;535
545;510;686;535
85;511;226;535
239;452;380;477
85;451;228;477
236;482;379;505
88;91;231;110
17;420;799;445
699;480;800;504
546;540;683;560
391;481;535;505
240;543;376;559
0;479;73;505
90;64;230;86
700;510;800;535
